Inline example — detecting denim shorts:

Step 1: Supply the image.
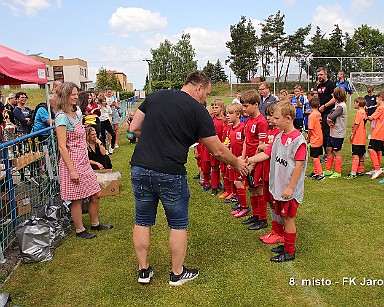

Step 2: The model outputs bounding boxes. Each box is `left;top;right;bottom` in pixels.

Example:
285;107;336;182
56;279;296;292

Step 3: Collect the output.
131;166;190;229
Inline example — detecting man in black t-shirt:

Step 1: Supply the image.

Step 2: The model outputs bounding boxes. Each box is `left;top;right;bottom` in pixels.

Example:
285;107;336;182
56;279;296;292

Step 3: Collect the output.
129;71;248;286
317;67;337;155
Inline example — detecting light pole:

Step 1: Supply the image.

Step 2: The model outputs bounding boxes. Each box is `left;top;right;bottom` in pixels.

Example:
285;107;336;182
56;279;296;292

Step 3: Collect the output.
144;59;153;93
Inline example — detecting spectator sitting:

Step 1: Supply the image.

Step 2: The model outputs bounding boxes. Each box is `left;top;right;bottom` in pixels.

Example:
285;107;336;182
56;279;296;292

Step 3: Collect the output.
86;126;112;170
32;93;57;141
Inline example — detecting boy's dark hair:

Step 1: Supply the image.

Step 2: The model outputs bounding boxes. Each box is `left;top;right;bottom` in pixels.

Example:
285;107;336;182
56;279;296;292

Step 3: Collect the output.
333;87;347;102
240;89;260;105
184;71;211;87
355;97;366;107
105;87;112;91
309;97;320;109
15;92;28;99
265;102;277;117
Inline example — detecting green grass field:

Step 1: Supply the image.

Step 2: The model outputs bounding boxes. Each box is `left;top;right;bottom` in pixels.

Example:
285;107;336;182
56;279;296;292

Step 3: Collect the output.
1;96;383;306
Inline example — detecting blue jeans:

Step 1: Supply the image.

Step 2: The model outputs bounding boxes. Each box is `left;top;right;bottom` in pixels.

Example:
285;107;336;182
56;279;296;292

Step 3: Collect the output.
130;166;190;229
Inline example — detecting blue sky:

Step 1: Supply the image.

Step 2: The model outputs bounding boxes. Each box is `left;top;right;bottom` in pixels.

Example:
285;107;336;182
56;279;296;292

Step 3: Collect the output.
1;0;383;89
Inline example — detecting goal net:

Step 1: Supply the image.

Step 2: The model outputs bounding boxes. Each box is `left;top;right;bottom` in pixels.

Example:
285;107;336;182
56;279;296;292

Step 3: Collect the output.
349;72;384;94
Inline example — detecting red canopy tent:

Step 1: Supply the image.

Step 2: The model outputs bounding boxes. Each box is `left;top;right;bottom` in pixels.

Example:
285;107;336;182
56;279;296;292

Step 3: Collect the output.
0;44;47;85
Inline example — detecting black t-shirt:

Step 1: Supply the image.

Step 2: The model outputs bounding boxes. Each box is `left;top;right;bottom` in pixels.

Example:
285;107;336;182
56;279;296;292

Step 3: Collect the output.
365;94;377;116
130;90;216;174
317;79;336;114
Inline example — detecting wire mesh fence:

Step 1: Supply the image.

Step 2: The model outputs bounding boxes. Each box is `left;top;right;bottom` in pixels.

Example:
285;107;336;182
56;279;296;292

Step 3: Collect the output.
0;127;59;259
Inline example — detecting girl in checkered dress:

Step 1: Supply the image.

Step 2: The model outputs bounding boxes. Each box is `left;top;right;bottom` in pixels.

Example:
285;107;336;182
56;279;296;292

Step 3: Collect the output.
55;82;112;239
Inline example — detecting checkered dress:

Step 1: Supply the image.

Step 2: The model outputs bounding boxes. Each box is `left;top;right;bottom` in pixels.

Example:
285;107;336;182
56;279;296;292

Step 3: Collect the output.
58;113;101;200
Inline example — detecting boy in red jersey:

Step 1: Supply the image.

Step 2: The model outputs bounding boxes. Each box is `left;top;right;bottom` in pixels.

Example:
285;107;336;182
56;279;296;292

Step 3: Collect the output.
209;99;225;195
367;91;384;180
306;98;324;180
219;110;232;199
240;90;269;230
247;102;307;262
346;97;367;179
257;102;284;244
225;103;249;218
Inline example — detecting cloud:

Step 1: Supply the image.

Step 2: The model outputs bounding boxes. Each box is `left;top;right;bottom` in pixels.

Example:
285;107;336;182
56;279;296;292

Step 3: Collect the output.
312;4;355;35
108;7;167;37
351;0;373;12
1;0;56;16
284;0;296;6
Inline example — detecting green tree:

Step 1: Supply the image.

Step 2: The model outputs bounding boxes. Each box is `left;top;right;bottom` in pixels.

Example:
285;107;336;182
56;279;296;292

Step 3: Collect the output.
203;60;215;80
213;59;228;83
96;67;109;90
172;33;197;82
151;39;173;81
150;34;197;84
282;24;311;82
259;10;286;81
226;16;259;82
109;73;122;92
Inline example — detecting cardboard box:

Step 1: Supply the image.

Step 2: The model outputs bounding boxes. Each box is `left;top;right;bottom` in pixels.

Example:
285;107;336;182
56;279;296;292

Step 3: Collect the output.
94;170;120;197
1;182;35;218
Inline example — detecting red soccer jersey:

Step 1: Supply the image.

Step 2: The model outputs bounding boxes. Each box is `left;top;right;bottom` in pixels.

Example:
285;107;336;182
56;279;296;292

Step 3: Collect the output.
222;122;230;143
229;122;245;157
244;114;268;157
351;108;367;145
212;116;224;141
263;127;282;181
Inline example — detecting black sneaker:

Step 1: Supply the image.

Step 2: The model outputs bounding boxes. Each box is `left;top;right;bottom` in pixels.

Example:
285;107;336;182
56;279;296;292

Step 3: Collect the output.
224;197;237;203
169;266;199;286
90;224;113;231
356;172;364;176
202;185;211;192
271;245;284;253
138;266;154;284
211;188;218;196
241;215;258;225
76;230;96;239
270;251;295;262
247;220;268;230
306;172;316;178
345;173;357;179
217;182;224;190
313;174;325;181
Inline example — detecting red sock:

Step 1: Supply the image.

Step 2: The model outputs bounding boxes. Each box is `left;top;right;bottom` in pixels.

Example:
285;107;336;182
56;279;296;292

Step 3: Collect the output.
250;195;259;218
325;156;334;171
284;231;297;254
211;168;219;189
237;188;248;208
357;157;365;173
334;157;342;174
257;195;267;220
313;157;322;175
271;220;279;233
276;222;284;237
203;172;211;186
351;155;359;173
230;181;236;195
224;177;230;193
369;150;380;170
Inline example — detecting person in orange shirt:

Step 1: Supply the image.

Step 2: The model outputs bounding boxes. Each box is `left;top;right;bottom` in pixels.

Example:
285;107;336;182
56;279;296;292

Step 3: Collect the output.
346;97;367;179
367;91;384;180
306;98;324;180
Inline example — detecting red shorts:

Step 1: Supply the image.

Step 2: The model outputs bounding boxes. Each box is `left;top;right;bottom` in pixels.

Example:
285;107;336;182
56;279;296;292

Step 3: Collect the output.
200;161;211;173
274;199;299;218
210;155;220;167
263;180;275;204
247;163;263;189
